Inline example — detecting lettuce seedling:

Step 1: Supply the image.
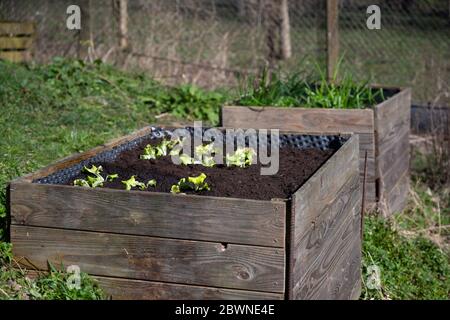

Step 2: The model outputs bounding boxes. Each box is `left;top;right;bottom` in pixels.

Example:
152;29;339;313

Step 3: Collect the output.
195;143;216;157
122;176;157;190
195;142;217;167
107;173;119;181
177;142;217;167
179;153;195;165
170;173;210;194
122;175;147;191
147;179;157;187
73;165;118;188
140;144;158;160
141;138;184;160
226;147;255;168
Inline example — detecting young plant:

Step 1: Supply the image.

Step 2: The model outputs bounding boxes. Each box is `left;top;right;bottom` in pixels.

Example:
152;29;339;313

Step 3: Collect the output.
170;173;210;194
235;60;385;109
177;142;217;167
140;138;184;160
122;176;157;191
194;142;217;167
73;165;118;188
226;147;255;168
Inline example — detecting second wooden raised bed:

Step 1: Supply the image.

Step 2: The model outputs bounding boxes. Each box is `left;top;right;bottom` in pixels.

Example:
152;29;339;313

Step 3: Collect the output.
9;126;362;300
222;87;411;216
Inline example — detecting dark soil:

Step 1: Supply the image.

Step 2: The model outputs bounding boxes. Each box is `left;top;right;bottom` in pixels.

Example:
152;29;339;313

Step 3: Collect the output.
68;138;335;200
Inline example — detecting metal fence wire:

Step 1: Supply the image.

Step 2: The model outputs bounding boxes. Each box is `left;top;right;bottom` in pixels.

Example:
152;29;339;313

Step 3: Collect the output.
0;0;449;106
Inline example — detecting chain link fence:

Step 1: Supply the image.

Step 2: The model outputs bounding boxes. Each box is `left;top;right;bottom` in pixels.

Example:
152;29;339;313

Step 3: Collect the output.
1;0;449;106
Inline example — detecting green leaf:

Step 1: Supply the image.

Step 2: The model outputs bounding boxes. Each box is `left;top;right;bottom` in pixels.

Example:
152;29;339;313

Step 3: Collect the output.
73;179;90;187
179;154;194;165
170;184;181;194
172;173;210;193
121;175;147;191
107;173;119;181
147;179;157;187
83;164;103;176
140;144;157;160
226;147;255;168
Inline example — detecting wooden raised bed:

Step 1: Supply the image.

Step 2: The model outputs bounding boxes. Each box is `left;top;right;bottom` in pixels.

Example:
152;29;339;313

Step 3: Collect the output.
8;126;362;300
222;87;411;216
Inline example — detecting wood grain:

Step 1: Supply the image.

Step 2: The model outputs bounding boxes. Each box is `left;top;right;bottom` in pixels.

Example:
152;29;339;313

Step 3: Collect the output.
10;182;286;248
0;36;33;49
0;22;35;35
222;106;375;133
384;171;409;216
11;225;285;293
287;134;361;299
375;88;411;216
96;276;284;300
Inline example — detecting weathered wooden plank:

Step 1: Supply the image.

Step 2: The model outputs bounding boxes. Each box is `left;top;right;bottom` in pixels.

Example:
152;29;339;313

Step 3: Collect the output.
10;182;286;247
0;50;30;62
11;225;285;293
376;126;409;177
287;134;361;299
374;88;411;216
375;88;411;148
14;126;153;182
0;36;33;49
379;146;409;198
0;22;35;35
222;106;375;134
381;171;410;216
291;173;361;299
358;132;375;154
96;276;284;300
328;235;361;300
23;269;283;300
291;134;359;243
359;156;375;181
361;180;376;203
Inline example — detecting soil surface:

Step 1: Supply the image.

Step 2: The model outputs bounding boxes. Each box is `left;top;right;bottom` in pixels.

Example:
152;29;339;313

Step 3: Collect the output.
68;138;335;200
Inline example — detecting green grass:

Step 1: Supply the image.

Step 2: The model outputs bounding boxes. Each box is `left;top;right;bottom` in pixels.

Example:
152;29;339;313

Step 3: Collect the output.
0;243;104;300
361;154;450;300
362;215;449;300
235;65;385;109
0;59;448;300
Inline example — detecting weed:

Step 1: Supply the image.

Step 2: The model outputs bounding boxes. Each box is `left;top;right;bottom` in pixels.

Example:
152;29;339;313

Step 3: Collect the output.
0;243;104;300
236;62;384;109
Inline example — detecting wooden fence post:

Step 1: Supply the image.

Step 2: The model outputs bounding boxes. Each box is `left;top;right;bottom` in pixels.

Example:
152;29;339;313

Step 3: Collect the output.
113;0;129;51
266;0;292;64
326;0;339;81
280;0;292;60
78;0;92;59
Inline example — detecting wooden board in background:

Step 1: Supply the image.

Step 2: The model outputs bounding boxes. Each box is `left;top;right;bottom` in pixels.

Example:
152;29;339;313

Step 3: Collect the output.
222;106;375;134
0;21;35;35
